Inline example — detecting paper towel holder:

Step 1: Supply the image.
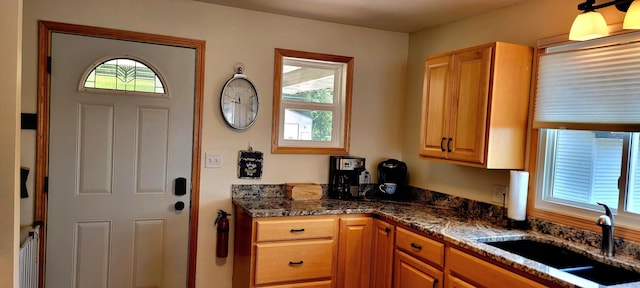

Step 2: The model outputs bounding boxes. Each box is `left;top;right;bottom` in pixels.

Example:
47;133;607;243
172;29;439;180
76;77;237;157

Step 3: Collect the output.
506;170;530;230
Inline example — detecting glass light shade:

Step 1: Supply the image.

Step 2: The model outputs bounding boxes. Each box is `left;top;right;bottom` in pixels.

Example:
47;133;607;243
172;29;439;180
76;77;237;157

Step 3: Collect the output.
624;0;640;29
569;11;609;41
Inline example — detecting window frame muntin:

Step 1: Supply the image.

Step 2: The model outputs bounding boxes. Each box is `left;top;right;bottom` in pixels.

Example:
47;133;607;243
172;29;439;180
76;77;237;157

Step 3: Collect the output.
78;54;169;97
271;48;353;154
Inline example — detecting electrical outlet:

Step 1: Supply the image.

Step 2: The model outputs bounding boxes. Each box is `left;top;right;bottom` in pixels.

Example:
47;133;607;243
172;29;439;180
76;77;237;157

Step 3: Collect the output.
205;153;222;168
492;184;507;204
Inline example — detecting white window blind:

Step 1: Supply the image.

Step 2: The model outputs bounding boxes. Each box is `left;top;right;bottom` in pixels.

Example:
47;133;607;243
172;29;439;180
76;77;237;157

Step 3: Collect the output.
547;130;622;209
535;32;640;128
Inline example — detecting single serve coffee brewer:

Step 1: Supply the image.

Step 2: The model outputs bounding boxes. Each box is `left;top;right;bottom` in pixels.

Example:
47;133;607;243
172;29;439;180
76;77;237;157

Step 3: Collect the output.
329;156;365;199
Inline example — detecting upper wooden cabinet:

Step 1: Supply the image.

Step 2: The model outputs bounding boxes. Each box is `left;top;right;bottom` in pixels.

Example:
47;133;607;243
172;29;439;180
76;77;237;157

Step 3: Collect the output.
419;42;533;169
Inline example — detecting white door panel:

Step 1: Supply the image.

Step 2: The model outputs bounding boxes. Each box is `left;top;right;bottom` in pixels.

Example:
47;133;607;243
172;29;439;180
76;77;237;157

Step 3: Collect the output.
47;32;195;288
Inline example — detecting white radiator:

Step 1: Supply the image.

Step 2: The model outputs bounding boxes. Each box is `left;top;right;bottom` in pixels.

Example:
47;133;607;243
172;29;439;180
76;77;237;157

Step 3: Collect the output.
19;225;39;288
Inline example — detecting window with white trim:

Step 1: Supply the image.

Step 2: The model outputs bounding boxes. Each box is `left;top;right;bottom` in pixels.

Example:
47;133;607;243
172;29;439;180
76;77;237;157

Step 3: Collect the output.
271;49;353;154
534;32;640;228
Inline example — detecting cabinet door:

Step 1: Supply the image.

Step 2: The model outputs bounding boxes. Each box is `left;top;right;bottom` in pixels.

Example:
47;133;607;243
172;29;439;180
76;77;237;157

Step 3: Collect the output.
446;248;546;288
336;217;373;288
394;250;443;288
263;280;333;288
370;220;395;288
447;47;491;164
445;275;477;288
420;55;452;159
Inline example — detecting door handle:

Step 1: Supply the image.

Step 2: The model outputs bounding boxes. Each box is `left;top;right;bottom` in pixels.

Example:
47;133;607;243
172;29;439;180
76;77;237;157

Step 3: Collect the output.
174;201;185;211
440;137;446;152
447;138;452;152
175;177;187;196
432;278;439;288
385;227;391;234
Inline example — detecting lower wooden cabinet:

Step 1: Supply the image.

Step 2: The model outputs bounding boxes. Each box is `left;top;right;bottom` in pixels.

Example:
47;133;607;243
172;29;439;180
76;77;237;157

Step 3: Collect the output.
445;275;476;288
232;207;374;288
336;216;373;288
394;250;443;288
261;280;332;288
394;227;444;288
444;247;546;288
232;207;549;288
232;206;340;288
370;219;395;288
255;240;334;285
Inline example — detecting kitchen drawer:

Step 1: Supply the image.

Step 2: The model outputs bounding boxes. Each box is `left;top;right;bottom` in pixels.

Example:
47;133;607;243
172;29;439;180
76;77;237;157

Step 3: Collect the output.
261;280;332;288
446;247;546;288
395;227;444;268
256;217;335;242
255;240;334;285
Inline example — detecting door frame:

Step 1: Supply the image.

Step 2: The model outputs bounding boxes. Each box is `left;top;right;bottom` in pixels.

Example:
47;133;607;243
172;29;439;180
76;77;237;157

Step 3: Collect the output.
34;21;205;288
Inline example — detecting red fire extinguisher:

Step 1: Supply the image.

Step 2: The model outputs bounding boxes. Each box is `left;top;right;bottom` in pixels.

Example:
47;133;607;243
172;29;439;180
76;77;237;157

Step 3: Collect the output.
215;209;230;258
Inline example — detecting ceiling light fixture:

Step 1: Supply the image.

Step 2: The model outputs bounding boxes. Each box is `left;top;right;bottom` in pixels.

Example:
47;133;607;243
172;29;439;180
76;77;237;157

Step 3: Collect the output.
570;0;639;41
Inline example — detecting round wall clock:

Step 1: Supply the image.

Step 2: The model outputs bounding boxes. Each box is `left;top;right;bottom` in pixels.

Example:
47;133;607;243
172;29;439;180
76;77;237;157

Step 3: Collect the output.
220;66;259;130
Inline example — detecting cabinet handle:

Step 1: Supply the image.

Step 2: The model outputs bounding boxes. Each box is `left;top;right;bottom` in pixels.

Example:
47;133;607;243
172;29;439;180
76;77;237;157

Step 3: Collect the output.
410;243;422;250
432;279;439;288
440;137;446;152
289;260;304;265
385;227;391;234
447;138;452;152
290;228;305;233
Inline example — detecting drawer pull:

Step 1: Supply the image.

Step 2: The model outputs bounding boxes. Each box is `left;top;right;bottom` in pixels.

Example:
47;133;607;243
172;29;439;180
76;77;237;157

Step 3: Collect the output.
290;228;305;233
410;242;422;250
288;260;304;265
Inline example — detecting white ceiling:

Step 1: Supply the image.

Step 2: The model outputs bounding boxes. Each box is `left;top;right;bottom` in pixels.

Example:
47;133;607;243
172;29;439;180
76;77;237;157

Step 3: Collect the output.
196;0;528;33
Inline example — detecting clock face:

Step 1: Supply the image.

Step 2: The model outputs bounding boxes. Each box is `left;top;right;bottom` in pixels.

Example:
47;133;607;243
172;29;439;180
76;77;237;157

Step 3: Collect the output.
221;76;259;130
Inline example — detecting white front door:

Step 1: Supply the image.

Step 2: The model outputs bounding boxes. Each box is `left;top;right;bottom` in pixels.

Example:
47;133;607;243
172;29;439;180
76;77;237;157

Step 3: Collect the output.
46;32;195;288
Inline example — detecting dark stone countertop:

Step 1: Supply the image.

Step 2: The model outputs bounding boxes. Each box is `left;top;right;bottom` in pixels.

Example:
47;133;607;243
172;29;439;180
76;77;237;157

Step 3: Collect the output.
232;197;640;288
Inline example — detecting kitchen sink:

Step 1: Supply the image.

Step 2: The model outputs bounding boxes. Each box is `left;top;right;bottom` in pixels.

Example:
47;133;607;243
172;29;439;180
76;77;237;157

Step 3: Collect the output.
483;239;640;286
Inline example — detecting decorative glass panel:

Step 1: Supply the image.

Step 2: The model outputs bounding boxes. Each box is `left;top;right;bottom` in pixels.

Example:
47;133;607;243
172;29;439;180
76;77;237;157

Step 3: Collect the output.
83;58;165;94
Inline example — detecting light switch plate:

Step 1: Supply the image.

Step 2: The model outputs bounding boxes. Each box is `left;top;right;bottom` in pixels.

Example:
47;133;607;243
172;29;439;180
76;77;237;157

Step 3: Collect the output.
205;153;222;168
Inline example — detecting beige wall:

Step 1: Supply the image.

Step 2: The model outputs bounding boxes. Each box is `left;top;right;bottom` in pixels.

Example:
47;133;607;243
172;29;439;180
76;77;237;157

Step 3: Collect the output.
0;0;22;287
21;0;408;287
404;0;625;204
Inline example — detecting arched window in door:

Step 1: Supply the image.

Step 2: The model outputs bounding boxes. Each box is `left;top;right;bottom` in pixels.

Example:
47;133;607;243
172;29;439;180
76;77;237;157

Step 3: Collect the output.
80;56;167;95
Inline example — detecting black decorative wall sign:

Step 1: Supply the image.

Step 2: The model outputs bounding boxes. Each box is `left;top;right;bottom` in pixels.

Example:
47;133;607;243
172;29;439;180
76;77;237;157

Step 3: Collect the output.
238;149;263;179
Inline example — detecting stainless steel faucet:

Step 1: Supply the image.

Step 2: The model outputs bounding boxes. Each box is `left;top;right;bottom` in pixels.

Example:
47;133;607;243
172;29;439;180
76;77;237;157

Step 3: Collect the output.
596;203;615;257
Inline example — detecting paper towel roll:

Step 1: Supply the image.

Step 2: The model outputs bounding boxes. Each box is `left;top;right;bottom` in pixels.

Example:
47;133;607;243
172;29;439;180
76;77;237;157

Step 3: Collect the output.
508;171;529;221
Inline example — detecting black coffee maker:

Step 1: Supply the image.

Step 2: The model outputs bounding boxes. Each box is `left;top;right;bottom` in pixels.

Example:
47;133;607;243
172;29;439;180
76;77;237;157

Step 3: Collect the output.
329;156;365;199
377;159;408;198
